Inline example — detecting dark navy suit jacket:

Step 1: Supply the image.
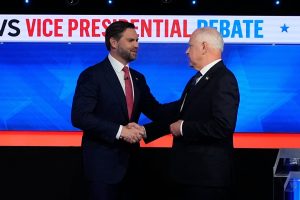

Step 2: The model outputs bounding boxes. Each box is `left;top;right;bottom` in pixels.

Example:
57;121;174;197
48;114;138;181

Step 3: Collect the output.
71;57;163;183
145;60;240;187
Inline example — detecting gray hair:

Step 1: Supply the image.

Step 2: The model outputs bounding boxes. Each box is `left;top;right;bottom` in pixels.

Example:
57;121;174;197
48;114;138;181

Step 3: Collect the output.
195;27;224;52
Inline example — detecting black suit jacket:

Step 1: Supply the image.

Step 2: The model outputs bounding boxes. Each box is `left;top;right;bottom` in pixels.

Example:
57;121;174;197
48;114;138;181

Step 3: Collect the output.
71;57;163;184
145;60;240;187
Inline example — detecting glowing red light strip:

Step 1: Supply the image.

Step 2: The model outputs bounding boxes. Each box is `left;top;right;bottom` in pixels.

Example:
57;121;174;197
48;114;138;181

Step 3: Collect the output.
0;131;300;148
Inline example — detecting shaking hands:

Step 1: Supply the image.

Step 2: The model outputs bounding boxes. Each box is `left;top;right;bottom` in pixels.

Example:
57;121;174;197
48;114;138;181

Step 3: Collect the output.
120;119;183;144
120;122;146;144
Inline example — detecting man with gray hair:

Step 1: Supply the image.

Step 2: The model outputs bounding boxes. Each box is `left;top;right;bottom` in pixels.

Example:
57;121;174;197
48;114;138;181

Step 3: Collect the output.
143;27;240;200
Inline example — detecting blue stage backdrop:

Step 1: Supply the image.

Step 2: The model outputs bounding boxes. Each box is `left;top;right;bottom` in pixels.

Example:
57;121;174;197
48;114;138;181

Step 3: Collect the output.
1;42;300;132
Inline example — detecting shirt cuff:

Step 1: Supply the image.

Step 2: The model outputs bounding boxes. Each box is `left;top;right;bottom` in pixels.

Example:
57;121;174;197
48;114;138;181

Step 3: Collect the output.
142;126;147;139
180;121;184;136
116;125;123;139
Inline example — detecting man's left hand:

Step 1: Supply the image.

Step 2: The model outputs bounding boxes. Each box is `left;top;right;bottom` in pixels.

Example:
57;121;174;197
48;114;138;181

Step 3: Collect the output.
170;120;183;137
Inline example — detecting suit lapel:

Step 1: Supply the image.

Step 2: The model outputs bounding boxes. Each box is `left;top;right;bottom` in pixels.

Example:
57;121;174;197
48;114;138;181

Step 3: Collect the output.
130;69;141;120
182;61;223;110
102;58;129;120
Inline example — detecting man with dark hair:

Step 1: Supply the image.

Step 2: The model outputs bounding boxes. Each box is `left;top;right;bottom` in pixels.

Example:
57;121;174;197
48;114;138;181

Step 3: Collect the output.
71;21;164;200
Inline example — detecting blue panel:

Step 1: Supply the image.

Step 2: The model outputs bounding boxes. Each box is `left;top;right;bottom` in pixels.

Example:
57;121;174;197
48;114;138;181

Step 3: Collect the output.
1;42;300;132
285;178;300;200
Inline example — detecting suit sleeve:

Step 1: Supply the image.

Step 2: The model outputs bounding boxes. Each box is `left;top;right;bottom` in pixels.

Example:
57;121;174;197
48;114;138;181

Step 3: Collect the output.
137;74;181;143
137;74;179;122
143;100;181;143
183;72;240;141
71;67;120;144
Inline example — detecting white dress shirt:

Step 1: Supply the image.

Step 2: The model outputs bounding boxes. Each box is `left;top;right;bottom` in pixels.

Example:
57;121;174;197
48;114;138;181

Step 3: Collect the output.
108;54;134;139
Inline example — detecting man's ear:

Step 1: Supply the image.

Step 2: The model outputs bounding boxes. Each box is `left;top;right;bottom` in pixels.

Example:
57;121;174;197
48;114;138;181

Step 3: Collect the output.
202;41;208;54
110;37;118;49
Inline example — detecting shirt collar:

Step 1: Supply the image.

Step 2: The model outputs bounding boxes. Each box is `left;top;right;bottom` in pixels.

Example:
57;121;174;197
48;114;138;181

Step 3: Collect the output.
199;59;221;76
108;54;129;73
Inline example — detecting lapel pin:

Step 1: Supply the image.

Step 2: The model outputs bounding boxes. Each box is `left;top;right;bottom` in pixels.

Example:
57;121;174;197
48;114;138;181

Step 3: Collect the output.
205;76;209;80
135;77;139;80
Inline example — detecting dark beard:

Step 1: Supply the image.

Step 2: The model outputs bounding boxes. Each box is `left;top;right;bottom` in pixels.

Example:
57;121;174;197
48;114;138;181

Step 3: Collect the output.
118;48;137;63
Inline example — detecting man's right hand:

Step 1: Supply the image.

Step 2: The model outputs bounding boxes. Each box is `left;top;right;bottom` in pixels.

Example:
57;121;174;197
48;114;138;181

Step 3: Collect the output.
127;122;146;139
120;124;144;144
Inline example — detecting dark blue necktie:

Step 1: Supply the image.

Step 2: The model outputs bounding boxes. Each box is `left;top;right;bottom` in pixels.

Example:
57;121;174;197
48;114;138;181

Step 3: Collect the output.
180;71;203;112
191;71;202;86
185;71;202;95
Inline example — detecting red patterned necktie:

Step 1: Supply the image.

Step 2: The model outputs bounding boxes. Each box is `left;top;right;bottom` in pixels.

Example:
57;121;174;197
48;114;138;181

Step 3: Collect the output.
122;66;134;119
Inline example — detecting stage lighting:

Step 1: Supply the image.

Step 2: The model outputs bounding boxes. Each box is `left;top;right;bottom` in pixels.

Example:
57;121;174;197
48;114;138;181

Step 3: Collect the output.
192;0;197;5
275;0;280;6
161;0;172;4
24;0;30;4
108;0;113;5
66;0;79;6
